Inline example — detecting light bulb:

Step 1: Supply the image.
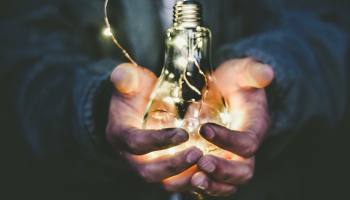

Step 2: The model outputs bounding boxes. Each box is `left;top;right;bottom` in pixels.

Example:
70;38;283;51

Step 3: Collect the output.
143;1;231;157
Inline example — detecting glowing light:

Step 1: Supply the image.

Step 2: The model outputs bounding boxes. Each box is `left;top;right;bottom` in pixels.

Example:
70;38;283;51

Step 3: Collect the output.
103;27;112;36
220;113;231;124
186;72;192;76
177;57;188;68
165;70;169;75
197;38;203;48
175;119;183;127
169;73;175;78
164;97;173;103
173;98;181;103
174;37;187;49
187;126;194;132
198;41;203;48
168;147;175;155
164;96;181;103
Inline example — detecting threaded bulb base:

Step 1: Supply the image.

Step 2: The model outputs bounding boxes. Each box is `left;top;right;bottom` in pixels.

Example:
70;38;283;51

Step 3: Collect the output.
173;1;203;28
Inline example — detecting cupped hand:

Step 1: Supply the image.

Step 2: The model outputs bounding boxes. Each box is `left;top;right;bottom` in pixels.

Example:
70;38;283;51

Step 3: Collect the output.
106;63;203;193
188;58;274;199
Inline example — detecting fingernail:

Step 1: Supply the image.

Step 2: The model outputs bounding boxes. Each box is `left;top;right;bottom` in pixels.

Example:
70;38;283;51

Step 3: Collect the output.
192;173;208;190
199;124;215;140
111;64;139;94
186;149;203;163
111;67;125;83
171;130;189;144
201;161;216;173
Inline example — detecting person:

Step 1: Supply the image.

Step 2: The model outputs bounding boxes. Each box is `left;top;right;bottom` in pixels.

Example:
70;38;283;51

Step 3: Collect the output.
0;0;349;199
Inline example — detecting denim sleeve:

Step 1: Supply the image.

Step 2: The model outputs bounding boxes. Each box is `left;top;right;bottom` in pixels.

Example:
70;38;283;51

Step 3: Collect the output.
1;2;128;182
215;11;349;159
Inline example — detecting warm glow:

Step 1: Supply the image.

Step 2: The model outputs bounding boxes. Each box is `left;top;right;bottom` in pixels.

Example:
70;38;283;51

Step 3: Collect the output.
174;37;187;49
220;113;231;124
173;97;181;103
194;111;199;118
168;147;176;155
103;27;112;36
177;57;188;68
175;119;183;127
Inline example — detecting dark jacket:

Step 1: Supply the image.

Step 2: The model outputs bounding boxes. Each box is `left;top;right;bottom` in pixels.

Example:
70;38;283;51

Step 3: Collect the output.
1;0;349;199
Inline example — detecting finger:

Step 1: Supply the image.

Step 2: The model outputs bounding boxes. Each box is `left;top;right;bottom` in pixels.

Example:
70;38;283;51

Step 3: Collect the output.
125;147;203;183
160;165;198;193
107;127;189;155
191;172;238;197
197;155;254;185
111;63;139;94
240;60;274;88
199;123;260;158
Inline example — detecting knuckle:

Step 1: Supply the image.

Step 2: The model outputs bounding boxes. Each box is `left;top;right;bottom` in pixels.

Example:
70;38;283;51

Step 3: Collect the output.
137;166;155;183
126;133;143;155
225;187;238;196
153;130;172;148
221;168;233;183
241;134;259;157
167;157;182;174
240;165;254;184
245;170;254;183
207;187;220;196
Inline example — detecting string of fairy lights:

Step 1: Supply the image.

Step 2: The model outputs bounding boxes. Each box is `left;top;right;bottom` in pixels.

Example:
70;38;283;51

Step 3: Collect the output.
103;0;211;127
104;0;137;66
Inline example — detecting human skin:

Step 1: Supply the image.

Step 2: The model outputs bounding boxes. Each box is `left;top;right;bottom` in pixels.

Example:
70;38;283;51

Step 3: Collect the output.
106;58;274;198
188;58;274;199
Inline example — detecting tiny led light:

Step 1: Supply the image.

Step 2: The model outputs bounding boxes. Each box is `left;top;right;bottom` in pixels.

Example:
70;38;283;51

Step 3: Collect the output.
177;57;188;68
174;37;187;49
198;41;203;48
103;27;112;36
168;147;176;155
175;119;183;127
163;97;174;103
194;111;199;118
220;113;231;124
173;97;181;103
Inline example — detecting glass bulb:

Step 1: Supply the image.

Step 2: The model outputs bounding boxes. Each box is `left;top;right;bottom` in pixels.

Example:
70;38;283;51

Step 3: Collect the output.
143;1;231;157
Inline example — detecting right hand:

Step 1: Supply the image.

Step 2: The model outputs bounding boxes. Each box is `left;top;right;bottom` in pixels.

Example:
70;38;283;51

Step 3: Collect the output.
106;63;203;193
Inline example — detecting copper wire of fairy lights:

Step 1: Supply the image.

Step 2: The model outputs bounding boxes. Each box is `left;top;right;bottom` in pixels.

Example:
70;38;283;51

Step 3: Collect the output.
104;0;208;109
104;0;138;66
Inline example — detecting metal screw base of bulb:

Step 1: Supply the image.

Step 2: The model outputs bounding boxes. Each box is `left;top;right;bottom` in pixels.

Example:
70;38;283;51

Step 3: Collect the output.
173;1;203;28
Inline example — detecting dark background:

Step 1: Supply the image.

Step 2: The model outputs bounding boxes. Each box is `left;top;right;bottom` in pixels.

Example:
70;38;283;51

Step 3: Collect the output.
1;0;350;199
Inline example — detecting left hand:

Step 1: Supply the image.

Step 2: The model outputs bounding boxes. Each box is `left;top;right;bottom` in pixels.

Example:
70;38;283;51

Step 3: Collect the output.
188;58;274;199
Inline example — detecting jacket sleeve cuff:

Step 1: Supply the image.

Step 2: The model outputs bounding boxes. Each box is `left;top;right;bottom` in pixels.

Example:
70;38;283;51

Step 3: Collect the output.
73;59;128;176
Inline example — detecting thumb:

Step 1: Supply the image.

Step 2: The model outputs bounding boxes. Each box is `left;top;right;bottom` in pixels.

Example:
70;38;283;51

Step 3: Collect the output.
111;63;139;94
242;61;274;88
